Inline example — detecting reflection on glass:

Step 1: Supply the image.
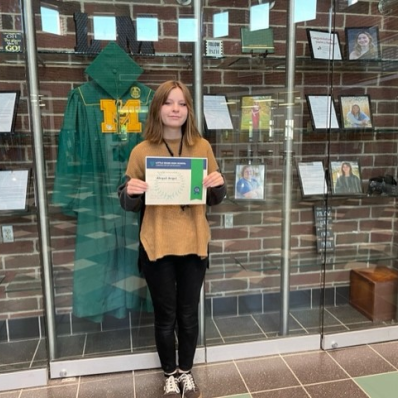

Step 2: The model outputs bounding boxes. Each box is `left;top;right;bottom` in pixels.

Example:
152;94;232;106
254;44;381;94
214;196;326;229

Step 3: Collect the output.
40;6;61;35
250;3;269;31
178;17;198;42
295;0;317;23
213;11;229;38
137;16;159;42
93;16;116;41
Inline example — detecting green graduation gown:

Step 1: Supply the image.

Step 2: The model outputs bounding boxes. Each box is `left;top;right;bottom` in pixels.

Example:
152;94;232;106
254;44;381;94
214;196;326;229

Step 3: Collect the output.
53;43;153;322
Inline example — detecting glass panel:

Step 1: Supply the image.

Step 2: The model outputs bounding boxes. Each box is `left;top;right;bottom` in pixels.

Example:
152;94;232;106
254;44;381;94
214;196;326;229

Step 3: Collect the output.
203;0;327;346
0;0;48;375
323;1;398;335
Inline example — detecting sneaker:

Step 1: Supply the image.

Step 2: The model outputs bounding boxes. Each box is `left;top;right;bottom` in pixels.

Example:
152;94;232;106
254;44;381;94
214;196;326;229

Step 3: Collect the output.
164;375;181;397
178;373;202;398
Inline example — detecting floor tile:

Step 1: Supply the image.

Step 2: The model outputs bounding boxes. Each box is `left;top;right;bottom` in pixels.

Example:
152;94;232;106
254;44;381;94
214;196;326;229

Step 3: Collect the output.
213;315;264;338
355;372;398;398
20;385;78;398
283;351;349;384
0;392;20;398
84;329;131;355
370;341;398;368
251;386;309;397
328;345;396;377
304;379;369;397
194;362;248;398
56;334;86;359
236;356;300;392
134;370;167;397
78;374;134;397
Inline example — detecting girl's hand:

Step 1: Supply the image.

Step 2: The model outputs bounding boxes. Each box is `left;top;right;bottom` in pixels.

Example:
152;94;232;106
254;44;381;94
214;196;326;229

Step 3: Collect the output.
126;178;148;195
203;171;224;188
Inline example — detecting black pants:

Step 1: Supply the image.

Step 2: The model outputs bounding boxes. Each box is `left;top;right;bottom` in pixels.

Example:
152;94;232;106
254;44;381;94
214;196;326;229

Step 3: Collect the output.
141;253;207;374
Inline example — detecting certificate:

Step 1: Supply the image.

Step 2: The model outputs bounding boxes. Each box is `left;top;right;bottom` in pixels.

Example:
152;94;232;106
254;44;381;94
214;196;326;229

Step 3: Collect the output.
145;157;207;205
298;162;328;196
0;169;29;211
0;91;19;133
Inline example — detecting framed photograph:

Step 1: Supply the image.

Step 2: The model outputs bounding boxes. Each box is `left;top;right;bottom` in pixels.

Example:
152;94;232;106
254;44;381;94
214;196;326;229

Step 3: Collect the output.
0;169;30;211
306;29;343;60
240;95;275;134
235;164;265;200
306;95;340;131
203;95;234;131
298;162;328;197
330;160;363;195
339;95;373;130
0;91;19;133
345;27;380;61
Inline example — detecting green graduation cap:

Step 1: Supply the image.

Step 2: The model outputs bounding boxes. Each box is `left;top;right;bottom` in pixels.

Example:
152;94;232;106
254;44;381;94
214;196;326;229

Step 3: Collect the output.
85;42;143;99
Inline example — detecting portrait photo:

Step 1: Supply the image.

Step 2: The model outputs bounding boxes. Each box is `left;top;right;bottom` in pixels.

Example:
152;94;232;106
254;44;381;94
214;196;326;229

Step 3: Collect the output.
345;27;380;61
235;164;265;200
240;95;274;132
330;160;363;195
339;95;373;130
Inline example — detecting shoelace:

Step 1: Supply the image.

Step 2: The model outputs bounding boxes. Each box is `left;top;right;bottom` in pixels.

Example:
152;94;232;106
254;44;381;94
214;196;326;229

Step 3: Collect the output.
164;376;180;394
179;373;197;391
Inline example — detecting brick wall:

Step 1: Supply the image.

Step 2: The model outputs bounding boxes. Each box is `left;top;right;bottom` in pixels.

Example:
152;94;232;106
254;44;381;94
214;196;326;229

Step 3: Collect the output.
1;0;398;324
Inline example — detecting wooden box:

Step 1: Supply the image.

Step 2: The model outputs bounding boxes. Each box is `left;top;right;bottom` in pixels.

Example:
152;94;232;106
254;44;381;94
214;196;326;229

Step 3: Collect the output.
350;266;398;322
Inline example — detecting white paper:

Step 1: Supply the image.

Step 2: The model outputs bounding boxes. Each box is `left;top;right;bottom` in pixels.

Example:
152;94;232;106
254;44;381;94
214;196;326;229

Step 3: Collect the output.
308;95;339;130
0;92;17;132
0;170;29;210
203;95;233;130
309;30;342;60
298;162;327;196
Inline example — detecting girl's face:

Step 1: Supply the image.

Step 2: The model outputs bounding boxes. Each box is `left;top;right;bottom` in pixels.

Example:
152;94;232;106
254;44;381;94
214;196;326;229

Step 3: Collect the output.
161;87;188;129
352;105;360;115
342;164;351;175
357;33;370;47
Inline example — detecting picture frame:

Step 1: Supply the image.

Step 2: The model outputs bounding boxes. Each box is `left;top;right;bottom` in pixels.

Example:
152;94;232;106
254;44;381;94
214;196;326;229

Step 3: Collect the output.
235;164;265;200
330;160;363;195
306;29;343;60
306;94;340;131
240;95;275;136
240;27;275;54
297;161;328;197
0;91;19;133
345;27;380;61
339;95;373;130
203;94;234;132
0;169;30;211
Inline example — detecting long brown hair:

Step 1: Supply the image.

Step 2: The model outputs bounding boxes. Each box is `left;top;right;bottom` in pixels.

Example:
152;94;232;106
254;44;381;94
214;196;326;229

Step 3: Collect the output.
144;80;201;145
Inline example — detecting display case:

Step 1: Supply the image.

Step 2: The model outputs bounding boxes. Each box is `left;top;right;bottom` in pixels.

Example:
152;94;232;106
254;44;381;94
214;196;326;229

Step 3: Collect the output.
1;0;398;390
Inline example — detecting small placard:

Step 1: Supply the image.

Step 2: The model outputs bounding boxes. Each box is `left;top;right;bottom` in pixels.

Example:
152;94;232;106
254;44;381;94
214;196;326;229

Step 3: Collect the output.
314;206;334;252
205;40;223;58
1;32;23;52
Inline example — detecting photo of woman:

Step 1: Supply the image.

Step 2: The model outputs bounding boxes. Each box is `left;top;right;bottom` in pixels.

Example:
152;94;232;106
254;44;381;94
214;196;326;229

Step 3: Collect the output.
331;161;363;194
235;164;265;199
339;95;373;130
346;27;380;60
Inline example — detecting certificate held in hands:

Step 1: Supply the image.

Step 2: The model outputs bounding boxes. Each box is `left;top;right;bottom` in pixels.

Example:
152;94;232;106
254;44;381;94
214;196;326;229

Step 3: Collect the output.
145;157;207;205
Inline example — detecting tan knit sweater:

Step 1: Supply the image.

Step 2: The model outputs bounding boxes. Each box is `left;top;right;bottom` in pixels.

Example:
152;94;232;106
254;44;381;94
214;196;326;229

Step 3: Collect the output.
125;137;221;261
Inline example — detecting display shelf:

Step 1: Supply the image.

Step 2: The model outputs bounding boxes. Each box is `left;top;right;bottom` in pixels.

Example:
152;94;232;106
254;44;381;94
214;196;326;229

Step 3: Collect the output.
2;49;398;73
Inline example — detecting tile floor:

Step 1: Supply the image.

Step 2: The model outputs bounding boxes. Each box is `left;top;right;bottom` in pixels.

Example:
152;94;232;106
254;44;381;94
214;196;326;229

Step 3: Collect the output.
1;341;398;397
1;304;398;397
